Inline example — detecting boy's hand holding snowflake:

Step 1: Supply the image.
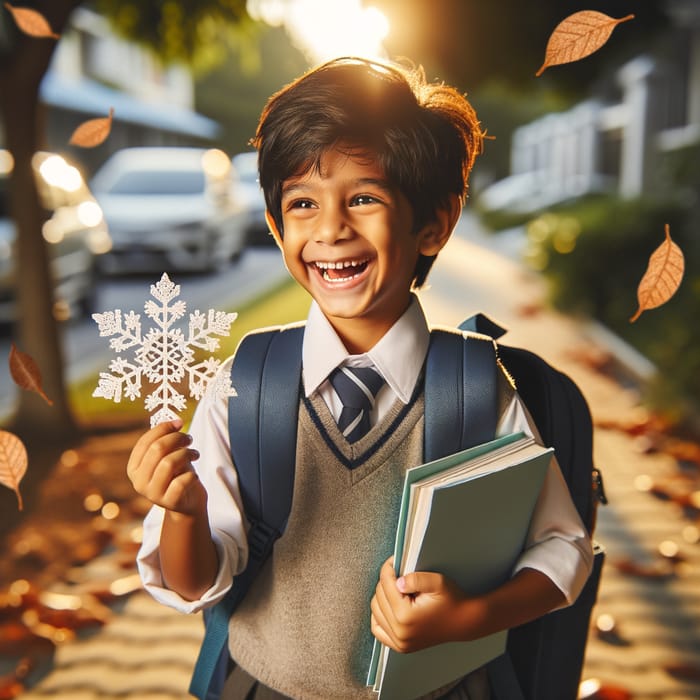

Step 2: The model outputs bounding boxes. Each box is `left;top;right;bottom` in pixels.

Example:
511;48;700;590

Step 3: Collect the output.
92;273;237;426
127;419;206;517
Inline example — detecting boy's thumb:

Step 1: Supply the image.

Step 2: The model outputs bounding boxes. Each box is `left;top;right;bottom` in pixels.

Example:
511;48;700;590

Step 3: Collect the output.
397;571;437;595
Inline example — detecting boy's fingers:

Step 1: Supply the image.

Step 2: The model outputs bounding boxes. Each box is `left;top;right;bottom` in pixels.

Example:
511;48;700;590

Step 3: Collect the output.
397;571;441;596
145;448;200;499
128;427;193;483
370;612;395;649
379;558;405;607
161;469;202;511
128;420;183;475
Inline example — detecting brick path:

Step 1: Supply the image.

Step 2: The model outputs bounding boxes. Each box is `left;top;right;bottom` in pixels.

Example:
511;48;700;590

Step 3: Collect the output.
14;224;700;699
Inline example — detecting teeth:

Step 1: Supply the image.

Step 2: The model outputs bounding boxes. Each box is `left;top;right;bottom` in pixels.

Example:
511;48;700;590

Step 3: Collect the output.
315;258;368;270
313;258;369;283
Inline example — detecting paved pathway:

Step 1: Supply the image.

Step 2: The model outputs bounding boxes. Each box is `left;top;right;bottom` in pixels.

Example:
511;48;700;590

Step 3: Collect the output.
14;219;700;699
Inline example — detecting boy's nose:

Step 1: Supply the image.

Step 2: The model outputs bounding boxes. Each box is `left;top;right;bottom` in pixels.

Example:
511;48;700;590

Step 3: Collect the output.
314;207;353;244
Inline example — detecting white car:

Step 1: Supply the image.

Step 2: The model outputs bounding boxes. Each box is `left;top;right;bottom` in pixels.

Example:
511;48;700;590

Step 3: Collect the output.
0;150;112;323
230;151;271;246
91;147;247;274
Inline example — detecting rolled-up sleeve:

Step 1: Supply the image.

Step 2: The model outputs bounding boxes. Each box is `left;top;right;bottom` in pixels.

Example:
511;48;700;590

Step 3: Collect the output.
497;386;594;605
136;359;249;614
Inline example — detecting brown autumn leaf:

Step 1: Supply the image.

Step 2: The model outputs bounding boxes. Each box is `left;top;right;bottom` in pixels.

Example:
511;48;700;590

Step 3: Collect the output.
614;557;674;580
0;431;28;511
8;343;53;406
630;224;685;322
68;107;114;148
663;662;700;682
536;11;635;77
578;679;632;700
3;3;59;40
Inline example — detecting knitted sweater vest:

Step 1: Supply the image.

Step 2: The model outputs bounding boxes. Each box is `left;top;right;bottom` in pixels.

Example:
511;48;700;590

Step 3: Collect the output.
227;391;425;700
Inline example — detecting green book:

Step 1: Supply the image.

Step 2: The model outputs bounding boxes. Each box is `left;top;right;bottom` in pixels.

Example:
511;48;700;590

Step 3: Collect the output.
367;432;552;700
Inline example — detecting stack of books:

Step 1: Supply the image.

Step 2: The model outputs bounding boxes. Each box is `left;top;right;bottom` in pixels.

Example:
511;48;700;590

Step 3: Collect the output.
367;432;553;700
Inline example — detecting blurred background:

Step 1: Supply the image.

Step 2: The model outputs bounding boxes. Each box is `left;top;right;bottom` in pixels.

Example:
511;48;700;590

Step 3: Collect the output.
0;0;699;698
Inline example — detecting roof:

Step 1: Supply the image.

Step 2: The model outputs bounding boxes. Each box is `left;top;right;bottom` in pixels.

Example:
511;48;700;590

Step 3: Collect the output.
40;71;220;140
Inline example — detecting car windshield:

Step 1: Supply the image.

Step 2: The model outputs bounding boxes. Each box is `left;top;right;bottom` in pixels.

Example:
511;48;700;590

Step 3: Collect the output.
233;155;259;184
104;169;206;195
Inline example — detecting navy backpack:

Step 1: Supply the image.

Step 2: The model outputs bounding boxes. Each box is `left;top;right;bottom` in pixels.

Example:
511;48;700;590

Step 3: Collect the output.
189;316;605;700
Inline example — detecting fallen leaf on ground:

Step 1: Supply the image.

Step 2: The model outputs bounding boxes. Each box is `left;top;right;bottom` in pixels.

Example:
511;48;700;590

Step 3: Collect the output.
594;613;630;646
663;662;700;682
537;11;634;76
579;678;632;700
9;344;53;406
614;557;674;580
3;3;59;39
630;224;685;322
0;657;32;700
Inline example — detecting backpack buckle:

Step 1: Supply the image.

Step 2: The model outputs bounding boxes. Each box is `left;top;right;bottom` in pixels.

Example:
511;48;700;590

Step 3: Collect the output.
247;519;280;560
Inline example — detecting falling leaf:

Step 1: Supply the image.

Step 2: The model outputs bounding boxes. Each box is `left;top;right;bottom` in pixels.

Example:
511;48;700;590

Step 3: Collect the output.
536;11;635;77
0;431;28;510
630;224;685;322
69;107;114;148
3;3;59;39
8;344;53;406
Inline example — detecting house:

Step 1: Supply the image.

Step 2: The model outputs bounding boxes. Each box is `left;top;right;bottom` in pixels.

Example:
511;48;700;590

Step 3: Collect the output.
478;0;700;215
40;7;220;175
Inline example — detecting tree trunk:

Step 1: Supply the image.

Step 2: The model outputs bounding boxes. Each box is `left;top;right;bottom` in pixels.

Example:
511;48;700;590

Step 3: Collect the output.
0;0;82;444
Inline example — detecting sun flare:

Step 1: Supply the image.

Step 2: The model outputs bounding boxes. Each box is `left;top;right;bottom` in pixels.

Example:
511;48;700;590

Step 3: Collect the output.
248;0;389;63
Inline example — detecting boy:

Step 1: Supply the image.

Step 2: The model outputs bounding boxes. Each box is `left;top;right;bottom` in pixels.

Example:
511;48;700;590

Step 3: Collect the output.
130;57;594;699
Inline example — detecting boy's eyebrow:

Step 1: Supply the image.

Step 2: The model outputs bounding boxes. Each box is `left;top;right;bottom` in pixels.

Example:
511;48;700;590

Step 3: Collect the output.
281;177;395;197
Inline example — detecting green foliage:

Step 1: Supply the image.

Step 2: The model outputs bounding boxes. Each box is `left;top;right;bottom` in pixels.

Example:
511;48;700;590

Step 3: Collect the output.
524;194;699;423
194;25;308;154
92;0;257;71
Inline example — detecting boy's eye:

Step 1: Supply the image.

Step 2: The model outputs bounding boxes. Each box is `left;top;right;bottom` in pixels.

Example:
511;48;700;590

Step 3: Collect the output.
350;194;379;206
288;199;316;210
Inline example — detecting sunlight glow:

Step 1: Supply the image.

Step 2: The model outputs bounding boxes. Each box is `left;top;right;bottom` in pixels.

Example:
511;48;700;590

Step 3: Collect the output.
248;0;389;63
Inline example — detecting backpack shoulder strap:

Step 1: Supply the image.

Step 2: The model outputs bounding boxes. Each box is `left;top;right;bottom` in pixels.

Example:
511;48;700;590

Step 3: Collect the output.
229;323;305;530
424;328;500;462
189;323;304;700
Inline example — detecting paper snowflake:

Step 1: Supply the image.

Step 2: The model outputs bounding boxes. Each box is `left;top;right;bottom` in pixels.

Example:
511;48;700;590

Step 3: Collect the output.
92;272;237;426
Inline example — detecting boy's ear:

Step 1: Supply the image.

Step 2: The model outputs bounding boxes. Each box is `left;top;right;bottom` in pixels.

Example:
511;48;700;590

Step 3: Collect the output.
265;210;283;248
417;194;462;256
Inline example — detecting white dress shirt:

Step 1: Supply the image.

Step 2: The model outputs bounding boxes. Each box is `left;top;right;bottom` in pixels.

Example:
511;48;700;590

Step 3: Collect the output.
137;296;594;614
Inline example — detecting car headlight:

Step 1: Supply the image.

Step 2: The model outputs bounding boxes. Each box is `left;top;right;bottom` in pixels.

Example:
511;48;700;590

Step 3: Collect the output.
77;200;103;228
86;228;112;255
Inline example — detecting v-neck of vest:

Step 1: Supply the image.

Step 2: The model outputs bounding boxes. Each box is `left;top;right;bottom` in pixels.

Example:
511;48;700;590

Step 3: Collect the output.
303;384;423;475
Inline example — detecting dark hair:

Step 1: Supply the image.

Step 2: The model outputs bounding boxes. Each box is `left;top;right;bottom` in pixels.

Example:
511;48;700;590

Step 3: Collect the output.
252;56;484;287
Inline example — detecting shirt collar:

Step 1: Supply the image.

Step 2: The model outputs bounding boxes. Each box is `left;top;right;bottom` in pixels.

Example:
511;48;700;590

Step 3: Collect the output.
302;295;430;404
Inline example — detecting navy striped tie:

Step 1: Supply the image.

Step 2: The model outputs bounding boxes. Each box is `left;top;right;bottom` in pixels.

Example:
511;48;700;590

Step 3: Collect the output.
329;366;385;443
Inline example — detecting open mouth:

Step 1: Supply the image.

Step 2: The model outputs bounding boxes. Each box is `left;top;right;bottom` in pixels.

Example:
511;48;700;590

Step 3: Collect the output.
313;258;370;283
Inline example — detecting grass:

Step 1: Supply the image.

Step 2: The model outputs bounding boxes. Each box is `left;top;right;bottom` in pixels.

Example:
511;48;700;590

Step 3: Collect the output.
71;277;312;427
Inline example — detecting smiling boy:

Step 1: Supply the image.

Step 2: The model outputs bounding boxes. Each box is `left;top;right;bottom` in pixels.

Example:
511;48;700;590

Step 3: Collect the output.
129;58;593;700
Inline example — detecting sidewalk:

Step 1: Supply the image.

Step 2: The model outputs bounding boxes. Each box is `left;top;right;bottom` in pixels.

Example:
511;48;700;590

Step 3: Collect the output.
8;222;700;699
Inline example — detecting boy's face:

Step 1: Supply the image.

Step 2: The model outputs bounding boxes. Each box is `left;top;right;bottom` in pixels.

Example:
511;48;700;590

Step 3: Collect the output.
269;147;446;351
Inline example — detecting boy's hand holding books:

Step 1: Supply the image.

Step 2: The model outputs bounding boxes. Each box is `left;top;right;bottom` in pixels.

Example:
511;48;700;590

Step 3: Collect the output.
371;557;482;653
